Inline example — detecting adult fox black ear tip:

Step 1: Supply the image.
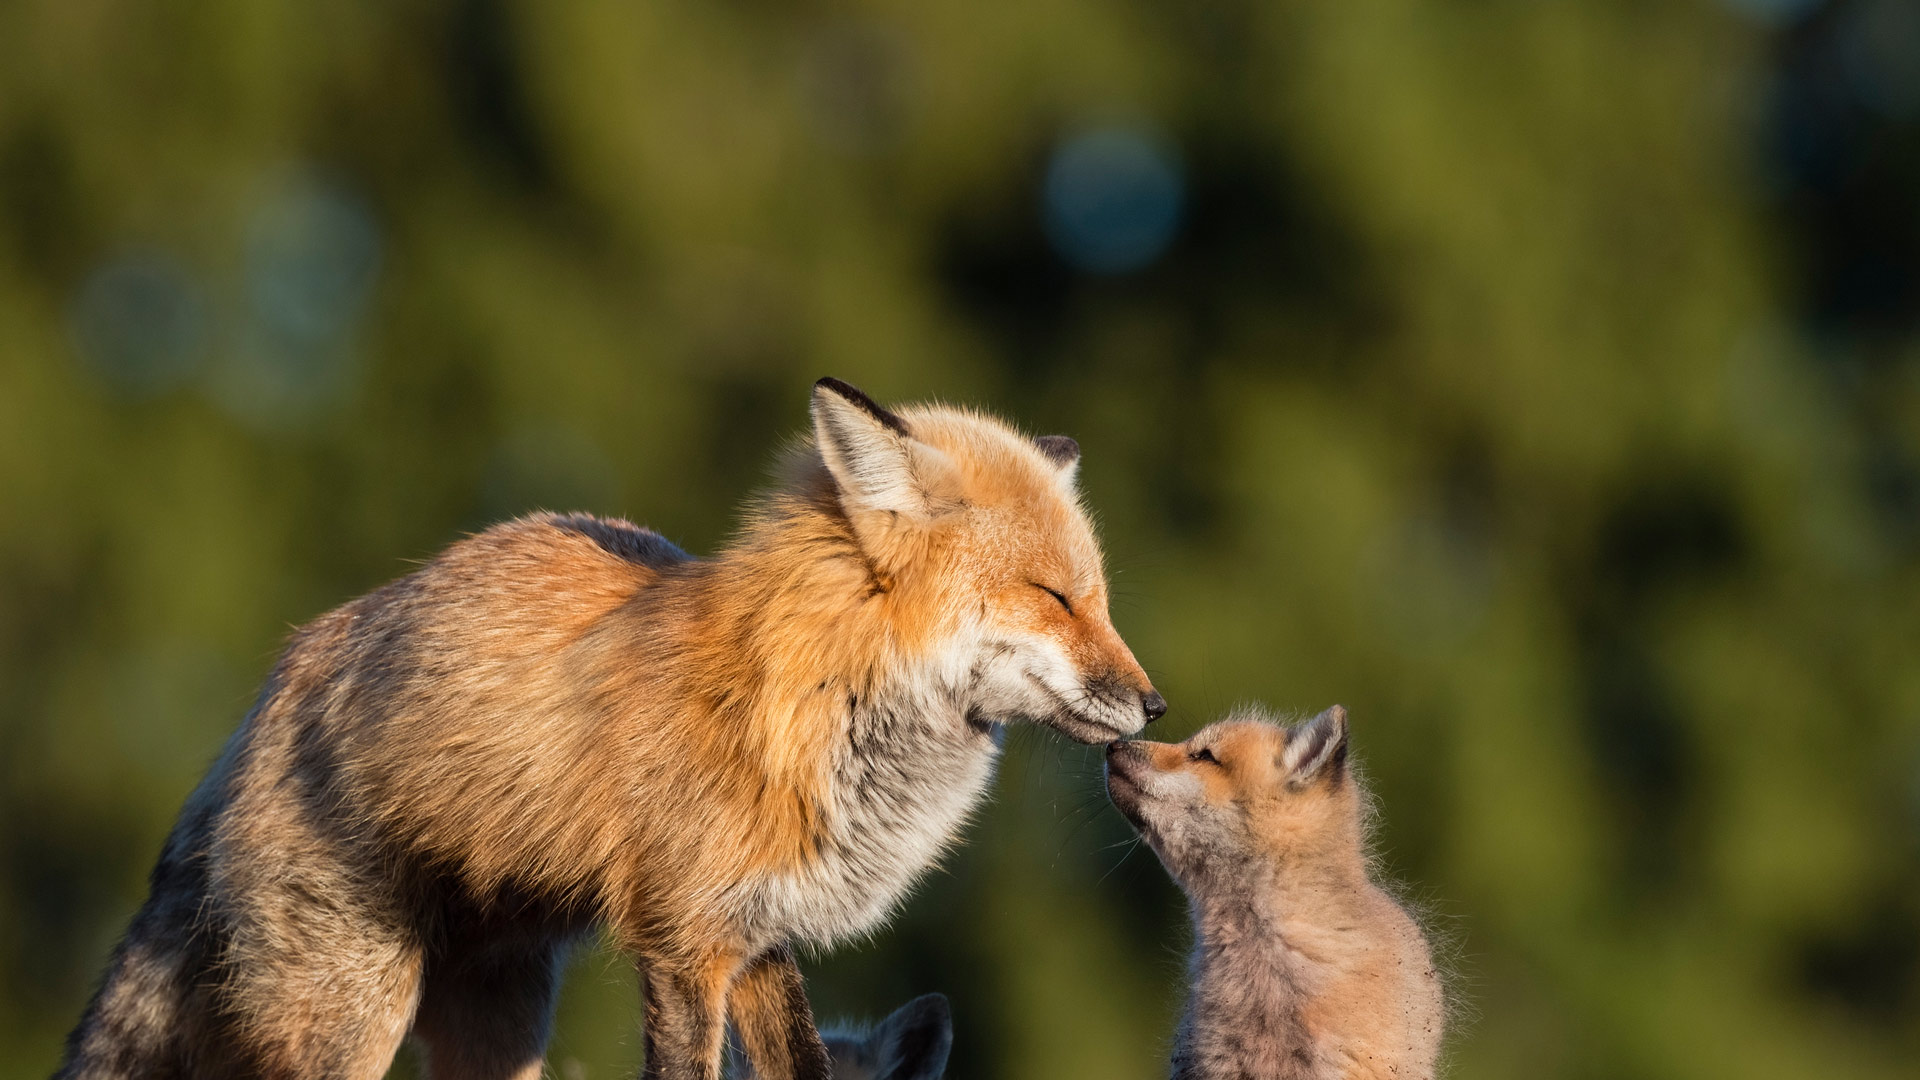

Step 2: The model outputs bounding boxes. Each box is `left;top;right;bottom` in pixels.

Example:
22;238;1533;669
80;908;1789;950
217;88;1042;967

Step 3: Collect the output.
811;377;911;436
1034;434;1081;466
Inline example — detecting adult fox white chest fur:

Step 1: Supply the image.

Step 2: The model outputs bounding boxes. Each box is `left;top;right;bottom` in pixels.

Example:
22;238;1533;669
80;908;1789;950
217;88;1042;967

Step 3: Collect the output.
55;378;1164;1080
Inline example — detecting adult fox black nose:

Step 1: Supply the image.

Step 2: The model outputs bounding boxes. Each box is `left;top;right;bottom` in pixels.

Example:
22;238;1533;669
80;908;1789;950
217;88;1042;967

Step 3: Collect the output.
1141;691;1167;724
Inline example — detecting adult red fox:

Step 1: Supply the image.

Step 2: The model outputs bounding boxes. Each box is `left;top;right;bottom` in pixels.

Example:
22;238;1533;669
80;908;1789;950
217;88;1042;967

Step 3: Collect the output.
1105;707;1443;1080
55;379;1163;1080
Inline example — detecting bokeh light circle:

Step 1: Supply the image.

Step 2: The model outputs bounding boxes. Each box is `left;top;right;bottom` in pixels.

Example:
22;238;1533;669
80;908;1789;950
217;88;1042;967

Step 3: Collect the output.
69;253;207;397
1042;126;1185;275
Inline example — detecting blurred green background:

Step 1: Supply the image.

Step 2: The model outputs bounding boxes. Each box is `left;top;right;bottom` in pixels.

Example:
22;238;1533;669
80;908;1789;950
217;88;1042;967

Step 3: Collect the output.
3;0;1918;1077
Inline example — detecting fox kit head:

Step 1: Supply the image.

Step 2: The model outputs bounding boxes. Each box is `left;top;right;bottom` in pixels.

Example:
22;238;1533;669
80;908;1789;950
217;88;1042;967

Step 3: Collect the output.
1104;706;1355;888
807;378;1163;742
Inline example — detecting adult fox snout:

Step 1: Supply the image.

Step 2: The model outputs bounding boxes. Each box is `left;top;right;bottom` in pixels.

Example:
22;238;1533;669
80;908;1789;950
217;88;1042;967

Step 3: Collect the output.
1078;616;1163;734
1141;690;1168;723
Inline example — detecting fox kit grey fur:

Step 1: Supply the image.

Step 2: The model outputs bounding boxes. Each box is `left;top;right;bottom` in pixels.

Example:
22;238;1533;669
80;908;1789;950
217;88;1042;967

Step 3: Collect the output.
1105;707;1444;1080
734;994;951;1080
54;380;1161;1080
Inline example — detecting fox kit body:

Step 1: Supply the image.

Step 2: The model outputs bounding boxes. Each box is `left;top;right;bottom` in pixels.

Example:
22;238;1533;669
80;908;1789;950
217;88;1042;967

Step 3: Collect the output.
1106;708;1442;1080
57;380;1162;1080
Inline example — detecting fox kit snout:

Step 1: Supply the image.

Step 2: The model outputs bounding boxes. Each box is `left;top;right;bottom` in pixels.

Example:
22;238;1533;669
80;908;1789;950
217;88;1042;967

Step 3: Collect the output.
1107;707;1444;1080
56;379;1157;1080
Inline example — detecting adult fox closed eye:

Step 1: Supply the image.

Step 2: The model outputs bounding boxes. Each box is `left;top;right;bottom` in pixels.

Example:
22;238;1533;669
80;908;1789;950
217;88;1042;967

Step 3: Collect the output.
56;379;1163;1080
1106;707;1444;1080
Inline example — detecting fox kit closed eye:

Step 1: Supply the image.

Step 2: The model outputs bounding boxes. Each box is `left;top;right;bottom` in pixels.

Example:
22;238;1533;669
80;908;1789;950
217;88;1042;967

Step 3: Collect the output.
56;379;1162;1080
1105;707;1443;1080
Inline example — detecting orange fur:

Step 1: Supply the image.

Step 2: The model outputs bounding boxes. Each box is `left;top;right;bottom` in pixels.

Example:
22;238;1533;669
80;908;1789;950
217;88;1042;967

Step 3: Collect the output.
57;381;1160;1080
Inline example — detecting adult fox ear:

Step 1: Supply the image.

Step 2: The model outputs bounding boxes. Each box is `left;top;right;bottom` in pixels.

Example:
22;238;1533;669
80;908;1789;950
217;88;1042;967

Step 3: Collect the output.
1280;705;1349;786
869;993;953;1080
1033;434;1081;489
811;378;959;522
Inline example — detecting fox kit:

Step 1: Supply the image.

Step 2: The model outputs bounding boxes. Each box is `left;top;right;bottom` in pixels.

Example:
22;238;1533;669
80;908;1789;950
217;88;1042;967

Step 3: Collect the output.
1105;707;1443;1080
57;379;1163;1080
733;993;952;1080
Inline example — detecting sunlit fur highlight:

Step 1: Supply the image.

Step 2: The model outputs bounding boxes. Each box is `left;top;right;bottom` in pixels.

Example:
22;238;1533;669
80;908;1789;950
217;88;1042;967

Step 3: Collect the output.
55;381;1157;1080
1106;708;1445;1080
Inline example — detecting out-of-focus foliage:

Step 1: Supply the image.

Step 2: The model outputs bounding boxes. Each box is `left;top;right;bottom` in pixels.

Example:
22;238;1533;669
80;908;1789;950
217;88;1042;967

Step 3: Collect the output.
2;1;1917;1077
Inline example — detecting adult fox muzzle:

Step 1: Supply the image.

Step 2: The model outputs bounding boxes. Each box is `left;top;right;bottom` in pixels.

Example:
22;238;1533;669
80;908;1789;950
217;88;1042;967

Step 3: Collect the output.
53;378;1159;1080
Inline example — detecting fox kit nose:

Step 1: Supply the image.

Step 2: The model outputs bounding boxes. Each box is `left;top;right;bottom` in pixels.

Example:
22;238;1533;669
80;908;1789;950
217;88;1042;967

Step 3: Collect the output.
1141;691;1167;724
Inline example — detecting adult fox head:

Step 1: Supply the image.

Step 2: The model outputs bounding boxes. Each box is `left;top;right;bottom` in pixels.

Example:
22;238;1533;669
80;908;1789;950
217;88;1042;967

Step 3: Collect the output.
807;377;1164;743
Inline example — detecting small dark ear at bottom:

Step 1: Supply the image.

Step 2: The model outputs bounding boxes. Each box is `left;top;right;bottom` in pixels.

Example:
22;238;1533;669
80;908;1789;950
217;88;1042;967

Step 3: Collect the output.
1281;705;1349;785
870;993;952;1080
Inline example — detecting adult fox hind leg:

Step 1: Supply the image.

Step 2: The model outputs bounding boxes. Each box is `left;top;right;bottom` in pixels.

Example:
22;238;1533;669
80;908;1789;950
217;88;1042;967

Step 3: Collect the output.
213;872;425;1078
410;938;566;1080
59;870;423;1080
191;762;425;1079
728;946;832;1080
57;796;421;1080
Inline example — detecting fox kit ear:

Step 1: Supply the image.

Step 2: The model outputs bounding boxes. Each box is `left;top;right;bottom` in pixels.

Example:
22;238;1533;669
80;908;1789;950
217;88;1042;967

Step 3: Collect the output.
1033;434;1081;486
1280;705;1349;786
868;993;953;1080
811;378;958;521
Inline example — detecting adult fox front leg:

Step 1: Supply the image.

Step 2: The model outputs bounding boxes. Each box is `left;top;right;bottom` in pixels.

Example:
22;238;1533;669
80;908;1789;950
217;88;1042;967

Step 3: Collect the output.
54;378;1163;1080
727;947;831;1080
638;957;734;1080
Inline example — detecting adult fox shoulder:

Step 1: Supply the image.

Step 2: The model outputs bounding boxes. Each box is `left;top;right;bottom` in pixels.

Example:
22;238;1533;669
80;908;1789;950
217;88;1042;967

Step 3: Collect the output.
54;378;1164;1080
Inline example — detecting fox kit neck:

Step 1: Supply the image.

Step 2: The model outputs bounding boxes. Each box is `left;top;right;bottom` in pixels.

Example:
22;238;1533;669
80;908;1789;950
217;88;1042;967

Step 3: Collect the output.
1189;860;1362;949
1188;801;1372;947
